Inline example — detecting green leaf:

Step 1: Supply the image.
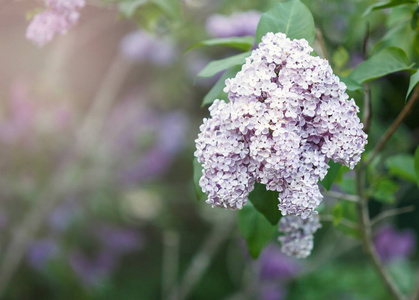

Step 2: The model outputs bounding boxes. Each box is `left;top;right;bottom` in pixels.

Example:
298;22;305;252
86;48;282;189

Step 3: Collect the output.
248;183;281;226
385;154;417;182
339;76;363;92
349;47;413;84
363;0;417;17
118;0;148;18
150;0;181;20
332;203;343;226
187;36;255;52
255;0;315;44
320;161;342;191
202;65;241;106
415;146;419;187
193;157;206;201
197;52;250;79
238;203;276;259
368;178;399;204
406;69;419;100
332;46;350;70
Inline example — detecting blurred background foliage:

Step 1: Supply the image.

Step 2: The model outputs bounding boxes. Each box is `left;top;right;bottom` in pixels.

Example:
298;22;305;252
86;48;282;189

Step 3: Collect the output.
0;0;418;299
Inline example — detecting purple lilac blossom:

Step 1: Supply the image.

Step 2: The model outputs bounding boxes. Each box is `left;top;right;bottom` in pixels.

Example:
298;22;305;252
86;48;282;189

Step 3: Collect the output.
69;250;116;286
195;32;367;218
0;80;74;145
49;201;80;232
278;215;321;258
26;0;85;46
120;30;176;65
258;244;300;280
374;225;416;263
27;238;59;269
106;99;188;185
98;225;142;254
260;286;286;300
206;11;261;38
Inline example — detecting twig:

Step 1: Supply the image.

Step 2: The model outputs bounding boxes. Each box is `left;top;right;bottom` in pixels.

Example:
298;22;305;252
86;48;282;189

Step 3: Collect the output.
170;215;235;300
320;215;358;230
162;231;180;300
363;82;372;134
411;270;419;300
371;206;415;226
315;28;328;61
355;167;406;300
366;85;419;165
322;189;360;203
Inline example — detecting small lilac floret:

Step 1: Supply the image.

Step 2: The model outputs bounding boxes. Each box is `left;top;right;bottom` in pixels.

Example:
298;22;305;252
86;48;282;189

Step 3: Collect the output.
278;215;321;258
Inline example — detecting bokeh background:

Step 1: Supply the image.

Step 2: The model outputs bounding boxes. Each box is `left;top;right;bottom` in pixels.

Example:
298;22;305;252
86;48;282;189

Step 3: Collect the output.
0;0;418;299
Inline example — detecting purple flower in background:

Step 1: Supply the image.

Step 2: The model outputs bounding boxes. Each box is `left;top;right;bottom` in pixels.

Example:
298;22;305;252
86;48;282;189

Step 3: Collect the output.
374;225;416;263
105;98;188;185
0;80;35;144
26;0;85;46
120;30;176;65
258;244;300;281
260;286;286;300
69;250;117;286
98;225;142;254
49;201;80;232
206;11;261;38
27;238;59;269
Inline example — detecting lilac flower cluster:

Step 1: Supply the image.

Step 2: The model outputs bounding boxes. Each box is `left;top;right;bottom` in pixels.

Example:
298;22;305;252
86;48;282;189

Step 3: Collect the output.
206;10;261;38
195;32;367;218
278;215;321;258
26;0;85;46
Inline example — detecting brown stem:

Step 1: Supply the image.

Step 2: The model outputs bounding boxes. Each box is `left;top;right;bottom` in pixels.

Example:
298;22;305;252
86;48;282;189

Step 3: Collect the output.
315;28;328;61
363;82;372;134
371;206;415;226
366;85;419;165
355;167;405;300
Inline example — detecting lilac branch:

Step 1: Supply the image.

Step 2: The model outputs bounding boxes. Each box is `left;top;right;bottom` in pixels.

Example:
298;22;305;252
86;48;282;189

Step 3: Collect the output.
366;85;419;165
355;167;406;300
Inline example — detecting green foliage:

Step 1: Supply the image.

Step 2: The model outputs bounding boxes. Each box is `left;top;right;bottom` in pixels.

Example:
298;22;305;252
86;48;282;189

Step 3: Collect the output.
187;36;255;52
368;178;399;204
339;76;363;91
363;0;417;17
287;262;393;299
196;52;251;79
150;0;181;20
331;203;343;226
407;69;419;99
118;0;147;18
387;260;417;294
248;182;281;226
202;66;241;106
255;0;315;43
349;47;413;84
332;46;350;72
319;161;342;191
415;146;419;187
115;0;181;26
193;157;206;201
238;202;277;259
385;154;417;182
